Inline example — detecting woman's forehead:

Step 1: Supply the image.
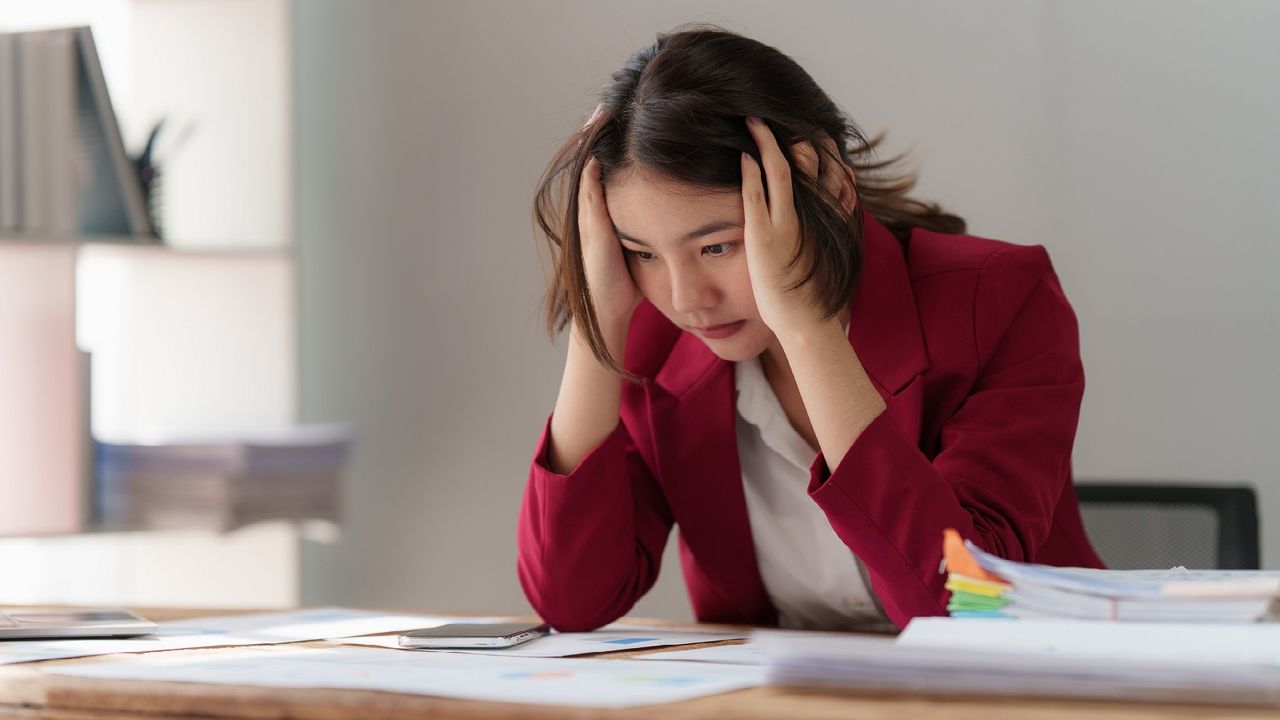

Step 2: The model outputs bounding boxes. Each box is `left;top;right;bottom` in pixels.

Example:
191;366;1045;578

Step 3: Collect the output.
605;172;742;245
609;166;742;211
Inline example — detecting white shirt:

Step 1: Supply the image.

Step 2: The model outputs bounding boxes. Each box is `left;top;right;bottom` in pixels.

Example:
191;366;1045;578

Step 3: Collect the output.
735;352;888;630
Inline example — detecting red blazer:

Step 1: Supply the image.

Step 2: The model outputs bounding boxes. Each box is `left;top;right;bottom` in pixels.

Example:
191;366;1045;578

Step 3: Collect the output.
517;213;1104;631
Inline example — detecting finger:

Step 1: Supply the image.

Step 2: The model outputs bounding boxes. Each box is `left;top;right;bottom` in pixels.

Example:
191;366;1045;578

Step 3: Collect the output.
578;156;616;241
790;140;820;182
793;136;853;212
745;117;794;224
816;135;848;198
740;151;772;236
791;137;843;189
576;105;604;152
815;136;857;214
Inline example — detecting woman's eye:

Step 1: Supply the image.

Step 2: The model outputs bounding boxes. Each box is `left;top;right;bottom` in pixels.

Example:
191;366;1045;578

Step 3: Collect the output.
625;248;656;262
703;242;733;257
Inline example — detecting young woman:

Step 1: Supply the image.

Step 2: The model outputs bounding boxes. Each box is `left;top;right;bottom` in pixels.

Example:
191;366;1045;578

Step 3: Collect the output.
518;26;1103;632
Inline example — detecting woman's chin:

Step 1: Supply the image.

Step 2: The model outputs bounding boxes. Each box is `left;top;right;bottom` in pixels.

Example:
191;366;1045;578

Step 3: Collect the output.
697;331;770;362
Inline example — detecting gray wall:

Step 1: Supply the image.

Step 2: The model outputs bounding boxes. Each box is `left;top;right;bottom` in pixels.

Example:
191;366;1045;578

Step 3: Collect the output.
294;1;1280;619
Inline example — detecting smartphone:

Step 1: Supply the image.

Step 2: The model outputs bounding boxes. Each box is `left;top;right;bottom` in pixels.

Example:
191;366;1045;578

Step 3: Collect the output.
397;622;550;649
0;609;157;639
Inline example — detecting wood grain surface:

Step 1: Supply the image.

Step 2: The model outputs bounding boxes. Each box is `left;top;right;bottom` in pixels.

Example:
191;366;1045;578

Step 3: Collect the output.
0;607;1273;720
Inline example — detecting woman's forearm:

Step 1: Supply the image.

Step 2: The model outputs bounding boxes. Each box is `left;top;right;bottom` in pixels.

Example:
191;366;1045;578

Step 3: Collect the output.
779;318;887;471
546;324;630;474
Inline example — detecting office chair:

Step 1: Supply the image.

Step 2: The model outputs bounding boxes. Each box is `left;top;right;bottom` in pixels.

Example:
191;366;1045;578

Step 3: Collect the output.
1073;482;1260;570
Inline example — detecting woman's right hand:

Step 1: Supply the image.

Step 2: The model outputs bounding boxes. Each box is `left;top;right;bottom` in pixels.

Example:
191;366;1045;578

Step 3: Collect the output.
546;112;639;473
577;154;643;341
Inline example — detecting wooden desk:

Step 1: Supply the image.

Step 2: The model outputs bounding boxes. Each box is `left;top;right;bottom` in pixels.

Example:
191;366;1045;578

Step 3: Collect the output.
0;608;1273;720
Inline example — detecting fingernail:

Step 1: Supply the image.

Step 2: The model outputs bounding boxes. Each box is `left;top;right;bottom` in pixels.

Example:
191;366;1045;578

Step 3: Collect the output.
747;116;760;126
741;152;752;164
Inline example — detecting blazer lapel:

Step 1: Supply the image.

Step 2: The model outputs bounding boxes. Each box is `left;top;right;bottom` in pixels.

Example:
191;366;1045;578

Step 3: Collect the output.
648;334;775;623
848;214;929;441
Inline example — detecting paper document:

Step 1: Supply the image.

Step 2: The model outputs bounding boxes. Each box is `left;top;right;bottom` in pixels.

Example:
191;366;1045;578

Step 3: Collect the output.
0;607;460;665
633;642;764;666
341;628;745;657
48;645;767;708
973;542;1280;596
899;617;1280;666
754;628;1280;707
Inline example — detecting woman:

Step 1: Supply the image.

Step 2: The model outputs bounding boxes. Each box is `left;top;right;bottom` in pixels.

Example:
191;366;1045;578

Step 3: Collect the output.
518;26;1103;632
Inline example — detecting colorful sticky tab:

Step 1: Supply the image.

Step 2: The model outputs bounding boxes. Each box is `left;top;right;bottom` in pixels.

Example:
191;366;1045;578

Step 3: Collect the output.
942;529;1004;583
946;574;1010;598
948;610;1011;619
947;592;1009;612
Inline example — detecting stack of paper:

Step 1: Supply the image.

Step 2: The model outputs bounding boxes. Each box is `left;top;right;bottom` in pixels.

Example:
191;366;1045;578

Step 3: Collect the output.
942;529;1280;622
93;426;351;531
756;626;1280;707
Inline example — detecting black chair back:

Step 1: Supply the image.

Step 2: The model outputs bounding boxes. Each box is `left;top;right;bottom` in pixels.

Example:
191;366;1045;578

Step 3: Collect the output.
1073;483;1259;570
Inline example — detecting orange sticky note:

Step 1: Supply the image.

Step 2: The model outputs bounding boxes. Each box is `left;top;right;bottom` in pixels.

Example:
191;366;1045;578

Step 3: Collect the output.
943;528;1000;583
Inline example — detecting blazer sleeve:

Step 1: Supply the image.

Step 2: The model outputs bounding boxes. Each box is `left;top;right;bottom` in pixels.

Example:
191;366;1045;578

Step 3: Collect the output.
516;415;674;632
808;246;1084;628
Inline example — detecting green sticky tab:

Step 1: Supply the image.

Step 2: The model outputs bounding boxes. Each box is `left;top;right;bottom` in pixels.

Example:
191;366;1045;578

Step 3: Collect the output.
947;591;1010;612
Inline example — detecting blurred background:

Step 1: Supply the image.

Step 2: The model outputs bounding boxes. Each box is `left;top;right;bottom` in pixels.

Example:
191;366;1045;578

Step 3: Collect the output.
0;0;1276;621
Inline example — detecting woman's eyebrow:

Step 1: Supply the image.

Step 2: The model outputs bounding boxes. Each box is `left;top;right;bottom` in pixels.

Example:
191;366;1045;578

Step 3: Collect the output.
614;219;742;247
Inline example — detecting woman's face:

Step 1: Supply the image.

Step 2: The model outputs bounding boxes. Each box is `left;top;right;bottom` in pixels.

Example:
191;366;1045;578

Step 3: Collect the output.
605;170;774;362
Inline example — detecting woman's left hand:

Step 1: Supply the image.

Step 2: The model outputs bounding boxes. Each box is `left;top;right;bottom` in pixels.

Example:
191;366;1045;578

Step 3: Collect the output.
740;116;839;340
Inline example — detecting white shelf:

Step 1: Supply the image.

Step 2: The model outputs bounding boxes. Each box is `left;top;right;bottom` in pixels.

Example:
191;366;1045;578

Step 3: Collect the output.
0;0;299;609
0;233;157;246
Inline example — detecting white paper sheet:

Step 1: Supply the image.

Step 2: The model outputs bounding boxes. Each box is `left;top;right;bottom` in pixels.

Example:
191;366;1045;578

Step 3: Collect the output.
966;540;1280;598
633;642;765;666
898;617;1280;666
339;628;746;657
754;628;1280;707
0;607;462;665
46;645;767;708
603;622;743;633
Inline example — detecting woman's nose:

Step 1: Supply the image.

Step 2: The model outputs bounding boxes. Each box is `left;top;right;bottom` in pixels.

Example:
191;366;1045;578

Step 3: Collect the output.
669;264;718;315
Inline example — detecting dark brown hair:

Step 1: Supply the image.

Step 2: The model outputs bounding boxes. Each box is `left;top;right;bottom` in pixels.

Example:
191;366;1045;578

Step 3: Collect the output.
534;25;965;376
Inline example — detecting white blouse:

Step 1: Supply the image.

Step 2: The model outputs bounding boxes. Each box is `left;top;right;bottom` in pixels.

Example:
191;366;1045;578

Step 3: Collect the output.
734;352;889;630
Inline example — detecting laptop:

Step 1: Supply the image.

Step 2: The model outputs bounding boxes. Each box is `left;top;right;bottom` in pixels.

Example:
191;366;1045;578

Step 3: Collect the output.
0;609;157;639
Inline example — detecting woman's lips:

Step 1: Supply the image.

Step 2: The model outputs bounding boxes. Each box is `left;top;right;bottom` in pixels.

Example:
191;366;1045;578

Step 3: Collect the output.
694;320;746;339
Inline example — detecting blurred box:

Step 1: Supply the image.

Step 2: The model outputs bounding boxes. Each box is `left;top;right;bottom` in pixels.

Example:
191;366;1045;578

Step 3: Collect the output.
93;425;350;532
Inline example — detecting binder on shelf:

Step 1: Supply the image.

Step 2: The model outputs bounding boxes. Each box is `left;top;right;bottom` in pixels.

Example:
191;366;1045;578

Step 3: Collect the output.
0;34;19;231
17;30;49;234
0;26;153;240
74;26;153;238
